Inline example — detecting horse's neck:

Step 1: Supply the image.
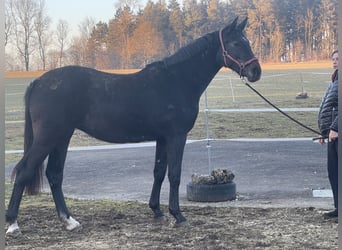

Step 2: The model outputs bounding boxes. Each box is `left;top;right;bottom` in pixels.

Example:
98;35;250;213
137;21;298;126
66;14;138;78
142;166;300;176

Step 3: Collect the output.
176;53;221;98
162;32;221;97
196;63;221;93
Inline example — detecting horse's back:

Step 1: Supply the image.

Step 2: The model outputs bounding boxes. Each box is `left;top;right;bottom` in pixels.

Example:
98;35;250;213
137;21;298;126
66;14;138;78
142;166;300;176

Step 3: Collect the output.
26;65;198;143
27;66;95;122
35;66;108;90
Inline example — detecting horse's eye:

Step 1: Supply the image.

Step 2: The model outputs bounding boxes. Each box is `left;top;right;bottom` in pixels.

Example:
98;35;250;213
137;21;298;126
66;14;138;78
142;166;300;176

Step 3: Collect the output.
231;42;240;47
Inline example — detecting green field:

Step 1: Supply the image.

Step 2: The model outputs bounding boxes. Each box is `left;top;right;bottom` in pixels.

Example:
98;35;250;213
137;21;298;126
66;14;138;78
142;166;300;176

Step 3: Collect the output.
5;68;331;164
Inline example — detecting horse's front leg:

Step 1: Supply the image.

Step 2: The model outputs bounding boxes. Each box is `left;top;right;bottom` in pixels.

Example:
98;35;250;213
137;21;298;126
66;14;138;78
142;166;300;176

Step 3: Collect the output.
166;135;187;225
149;138;168;220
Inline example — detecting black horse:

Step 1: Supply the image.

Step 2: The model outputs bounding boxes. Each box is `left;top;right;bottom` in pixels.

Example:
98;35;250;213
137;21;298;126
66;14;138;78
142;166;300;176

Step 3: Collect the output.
6;17;261;235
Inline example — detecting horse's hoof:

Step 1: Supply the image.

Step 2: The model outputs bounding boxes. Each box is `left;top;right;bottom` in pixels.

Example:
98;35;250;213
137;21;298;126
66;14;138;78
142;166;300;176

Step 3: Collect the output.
6;228;22;238
68;223;82;231
174;220;190;228
63;216;82;231
6;221;22;237
153;215;167;223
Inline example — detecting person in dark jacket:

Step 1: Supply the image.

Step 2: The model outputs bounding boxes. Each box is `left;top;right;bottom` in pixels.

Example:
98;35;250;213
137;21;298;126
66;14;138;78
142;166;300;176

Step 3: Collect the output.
318;50;338;220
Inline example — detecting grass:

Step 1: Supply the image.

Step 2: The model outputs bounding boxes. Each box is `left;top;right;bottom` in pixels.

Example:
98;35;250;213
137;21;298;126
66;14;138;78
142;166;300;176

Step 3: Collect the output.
5;181;136;210
5;66;330;165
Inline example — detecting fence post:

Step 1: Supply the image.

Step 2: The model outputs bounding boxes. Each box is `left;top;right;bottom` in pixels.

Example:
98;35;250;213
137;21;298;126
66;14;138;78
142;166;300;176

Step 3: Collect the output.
0;0;6;247
204;90;212;175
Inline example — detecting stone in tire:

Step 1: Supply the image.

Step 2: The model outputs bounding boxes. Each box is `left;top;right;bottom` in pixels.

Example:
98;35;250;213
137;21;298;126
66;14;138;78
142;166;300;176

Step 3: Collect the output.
187;182;236;202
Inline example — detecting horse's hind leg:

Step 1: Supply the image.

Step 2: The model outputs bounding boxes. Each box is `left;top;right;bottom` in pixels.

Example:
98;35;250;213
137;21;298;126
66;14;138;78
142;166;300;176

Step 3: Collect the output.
6;145;51;236
6;160;26;236
149;138;168;220
46;138;81;231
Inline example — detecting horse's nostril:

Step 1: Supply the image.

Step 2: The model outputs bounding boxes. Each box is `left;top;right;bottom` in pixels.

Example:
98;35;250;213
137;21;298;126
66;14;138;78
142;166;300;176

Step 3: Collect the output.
245;67;261;82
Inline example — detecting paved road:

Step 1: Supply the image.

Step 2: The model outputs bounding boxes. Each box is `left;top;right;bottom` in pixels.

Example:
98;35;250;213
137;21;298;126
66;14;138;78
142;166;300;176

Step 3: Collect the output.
5;139;333;209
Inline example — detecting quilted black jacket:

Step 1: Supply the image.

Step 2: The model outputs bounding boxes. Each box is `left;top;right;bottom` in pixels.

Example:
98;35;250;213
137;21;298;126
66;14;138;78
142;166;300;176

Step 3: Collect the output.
318;74;338;137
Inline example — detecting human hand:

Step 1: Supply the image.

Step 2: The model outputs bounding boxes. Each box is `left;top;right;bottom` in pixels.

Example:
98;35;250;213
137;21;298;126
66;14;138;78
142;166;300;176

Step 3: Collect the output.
329;130;338;142
319;138;326;145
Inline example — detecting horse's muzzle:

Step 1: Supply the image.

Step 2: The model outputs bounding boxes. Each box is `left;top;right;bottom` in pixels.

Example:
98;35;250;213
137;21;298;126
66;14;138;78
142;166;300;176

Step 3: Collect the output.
244;62;261;82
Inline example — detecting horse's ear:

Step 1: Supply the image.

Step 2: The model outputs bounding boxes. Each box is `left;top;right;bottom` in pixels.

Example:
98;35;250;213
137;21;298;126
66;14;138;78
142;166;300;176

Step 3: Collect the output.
231;17;238;29
237;17;248;31
223;17;238;34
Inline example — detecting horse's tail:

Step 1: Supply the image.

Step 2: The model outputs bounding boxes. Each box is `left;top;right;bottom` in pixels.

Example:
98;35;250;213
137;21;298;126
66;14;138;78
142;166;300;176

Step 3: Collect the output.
11;80;45;195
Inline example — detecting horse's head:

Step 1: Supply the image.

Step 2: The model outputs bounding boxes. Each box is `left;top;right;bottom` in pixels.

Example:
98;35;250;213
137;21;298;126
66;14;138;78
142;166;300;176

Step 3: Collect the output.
217;17;261;82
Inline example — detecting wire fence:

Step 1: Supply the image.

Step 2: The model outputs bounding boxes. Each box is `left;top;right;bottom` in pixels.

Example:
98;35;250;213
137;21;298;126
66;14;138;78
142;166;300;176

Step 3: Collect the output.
5;69;331;154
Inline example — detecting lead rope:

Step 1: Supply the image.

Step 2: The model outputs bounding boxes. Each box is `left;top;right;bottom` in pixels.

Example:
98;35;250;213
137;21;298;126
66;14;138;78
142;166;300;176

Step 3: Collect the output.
241;78;323;138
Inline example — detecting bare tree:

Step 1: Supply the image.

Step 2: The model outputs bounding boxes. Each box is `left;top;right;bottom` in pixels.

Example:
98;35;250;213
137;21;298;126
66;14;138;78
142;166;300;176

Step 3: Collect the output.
5;0;13;47
78;17;95;66
316;0;337;59
269;22;285;62
67;17;96;66
115;0;140;13
10;0;39;71
56;19;69;67
303;9;314;60
35;0;51;70
68;37;82;65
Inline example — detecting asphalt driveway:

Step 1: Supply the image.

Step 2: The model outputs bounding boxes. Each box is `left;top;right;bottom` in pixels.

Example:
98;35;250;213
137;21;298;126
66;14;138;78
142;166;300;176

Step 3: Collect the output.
5;139;333;209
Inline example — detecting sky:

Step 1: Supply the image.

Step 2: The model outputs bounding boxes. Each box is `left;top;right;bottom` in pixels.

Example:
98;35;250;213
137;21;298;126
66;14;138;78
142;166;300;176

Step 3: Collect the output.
45;1;119;35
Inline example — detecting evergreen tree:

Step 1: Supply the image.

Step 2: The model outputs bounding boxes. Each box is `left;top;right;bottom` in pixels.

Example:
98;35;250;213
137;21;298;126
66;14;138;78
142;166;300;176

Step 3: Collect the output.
168;0;184;52
130;16;164;67
88;22;110;69
143;0;172;54
108;6;136;68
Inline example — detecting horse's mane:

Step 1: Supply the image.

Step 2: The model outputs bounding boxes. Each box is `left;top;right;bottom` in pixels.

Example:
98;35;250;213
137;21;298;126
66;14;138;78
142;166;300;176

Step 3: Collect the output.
145;31;218;70
163;32;217;67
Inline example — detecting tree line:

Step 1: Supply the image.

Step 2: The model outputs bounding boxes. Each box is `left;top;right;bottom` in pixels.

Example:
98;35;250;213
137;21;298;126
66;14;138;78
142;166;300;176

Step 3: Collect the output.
5;0;338;71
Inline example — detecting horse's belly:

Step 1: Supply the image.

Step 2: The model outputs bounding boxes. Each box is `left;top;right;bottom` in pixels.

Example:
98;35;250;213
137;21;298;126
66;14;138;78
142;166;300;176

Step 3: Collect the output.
78;121;157;143
78;102;198;143
90;132;156;144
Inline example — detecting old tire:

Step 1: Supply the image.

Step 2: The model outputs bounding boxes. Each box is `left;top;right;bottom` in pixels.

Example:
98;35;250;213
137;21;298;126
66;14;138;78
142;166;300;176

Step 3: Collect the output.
186;182;236;202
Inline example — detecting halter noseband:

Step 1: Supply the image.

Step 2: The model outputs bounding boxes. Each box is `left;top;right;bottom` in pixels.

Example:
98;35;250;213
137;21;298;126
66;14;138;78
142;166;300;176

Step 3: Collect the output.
219;29;258;77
